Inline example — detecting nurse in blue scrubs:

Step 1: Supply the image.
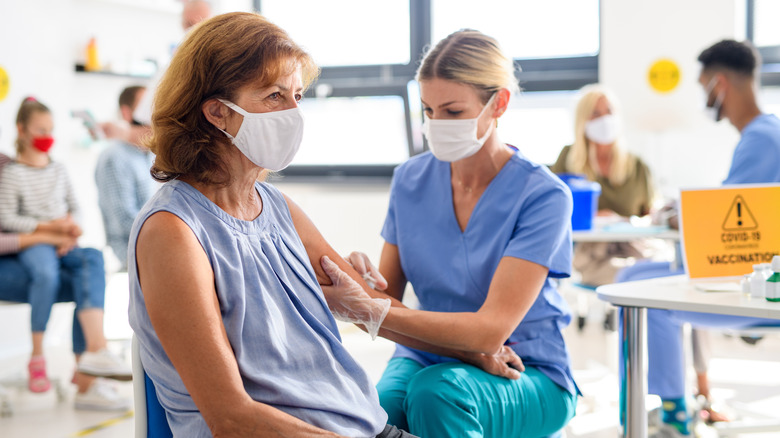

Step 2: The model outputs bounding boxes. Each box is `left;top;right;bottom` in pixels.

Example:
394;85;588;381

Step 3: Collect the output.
322;29;579;438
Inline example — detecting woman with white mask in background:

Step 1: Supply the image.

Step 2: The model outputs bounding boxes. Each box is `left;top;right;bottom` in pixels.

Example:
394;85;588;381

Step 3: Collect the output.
321;29;579;437
550;85;656;288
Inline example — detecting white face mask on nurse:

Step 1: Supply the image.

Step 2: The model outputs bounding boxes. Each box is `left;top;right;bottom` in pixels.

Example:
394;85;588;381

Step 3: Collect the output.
420;82;498;162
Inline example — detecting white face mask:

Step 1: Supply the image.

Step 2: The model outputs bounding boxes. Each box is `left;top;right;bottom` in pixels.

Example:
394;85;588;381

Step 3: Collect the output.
217;99;304;171
584;114;619;145
703;76;725;122
422;94;496;162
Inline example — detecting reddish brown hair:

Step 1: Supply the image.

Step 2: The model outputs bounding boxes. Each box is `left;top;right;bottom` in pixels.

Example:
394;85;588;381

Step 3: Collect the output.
147;12;319;184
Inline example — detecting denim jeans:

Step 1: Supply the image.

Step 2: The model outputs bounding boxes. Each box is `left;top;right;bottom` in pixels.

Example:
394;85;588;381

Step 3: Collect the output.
0;245;106;354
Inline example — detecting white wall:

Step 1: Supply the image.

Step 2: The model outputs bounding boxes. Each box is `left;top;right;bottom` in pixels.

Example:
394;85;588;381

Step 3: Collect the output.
601;0;746;199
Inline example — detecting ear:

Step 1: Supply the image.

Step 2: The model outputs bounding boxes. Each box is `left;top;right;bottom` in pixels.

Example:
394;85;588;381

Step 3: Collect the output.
16;122;25;138
492;88;511;119
119;104;133;123
714;72;729;93
202;98;228;130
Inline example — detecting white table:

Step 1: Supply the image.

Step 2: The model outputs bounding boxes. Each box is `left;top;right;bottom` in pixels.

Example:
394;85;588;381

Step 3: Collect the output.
572;224;679;243
597;275;780;437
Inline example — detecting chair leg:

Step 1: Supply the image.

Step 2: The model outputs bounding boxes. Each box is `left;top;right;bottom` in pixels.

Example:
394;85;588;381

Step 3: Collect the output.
577;291;588;331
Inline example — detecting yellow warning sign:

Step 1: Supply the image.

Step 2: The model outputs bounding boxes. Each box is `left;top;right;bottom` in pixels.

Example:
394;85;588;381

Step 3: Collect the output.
722;195;757;231
680;184;780;279
0;66;9;102
648;59;681;93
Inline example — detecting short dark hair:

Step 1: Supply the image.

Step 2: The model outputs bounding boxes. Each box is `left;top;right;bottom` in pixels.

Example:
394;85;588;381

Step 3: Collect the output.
118;85;145;110
698;39;759;77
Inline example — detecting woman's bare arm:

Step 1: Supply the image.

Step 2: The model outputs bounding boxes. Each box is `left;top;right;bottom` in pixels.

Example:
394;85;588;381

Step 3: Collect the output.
136;211;342;437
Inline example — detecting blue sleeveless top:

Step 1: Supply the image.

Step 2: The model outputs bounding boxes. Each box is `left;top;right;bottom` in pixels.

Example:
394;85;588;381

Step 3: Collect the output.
128;180;386;437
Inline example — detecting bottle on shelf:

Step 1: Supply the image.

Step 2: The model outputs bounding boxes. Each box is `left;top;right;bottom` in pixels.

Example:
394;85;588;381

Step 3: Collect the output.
766;255;780;302
86;37;100;72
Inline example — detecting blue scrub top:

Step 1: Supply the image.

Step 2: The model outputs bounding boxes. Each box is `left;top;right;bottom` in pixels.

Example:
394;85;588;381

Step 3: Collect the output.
381;150;578;395
723;113;780;184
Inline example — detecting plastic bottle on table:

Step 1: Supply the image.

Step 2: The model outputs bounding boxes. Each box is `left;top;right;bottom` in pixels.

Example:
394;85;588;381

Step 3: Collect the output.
749;264;765;298
766;256;780;302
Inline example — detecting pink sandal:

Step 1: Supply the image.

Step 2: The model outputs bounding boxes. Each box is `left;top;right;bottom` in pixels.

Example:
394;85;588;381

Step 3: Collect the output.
28;356;51;393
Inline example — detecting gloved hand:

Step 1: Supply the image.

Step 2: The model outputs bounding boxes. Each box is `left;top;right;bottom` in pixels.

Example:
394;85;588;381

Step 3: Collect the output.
320;256;391;340
344;251;388;291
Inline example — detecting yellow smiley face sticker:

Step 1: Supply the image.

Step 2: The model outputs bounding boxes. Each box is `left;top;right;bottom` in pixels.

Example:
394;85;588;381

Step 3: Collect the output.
648;59;681;93
0;66;9;102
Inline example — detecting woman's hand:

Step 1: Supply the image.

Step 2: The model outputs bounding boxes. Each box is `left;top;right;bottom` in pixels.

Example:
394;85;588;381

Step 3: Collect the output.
37;215;82;237
343;251;388;291
461;345;525;380
320;255;391;340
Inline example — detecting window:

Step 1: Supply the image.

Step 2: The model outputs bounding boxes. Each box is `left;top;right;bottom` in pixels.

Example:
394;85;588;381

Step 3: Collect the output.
261;0;411;67
431;0;599;60
747;0;780;86
287;95;410;168
258;0;599;177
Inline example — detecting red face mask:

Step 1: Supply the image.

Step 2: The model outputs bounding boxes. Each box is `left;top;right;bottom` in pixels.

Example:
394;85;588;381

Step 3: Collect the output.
32;136;54;153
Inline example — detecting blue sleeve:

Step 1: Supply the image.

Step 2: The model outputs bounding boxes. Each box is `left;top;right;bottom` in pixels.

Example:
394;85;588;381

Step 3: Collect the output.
504;179;573;278
723;131;780;184
380;166;401;245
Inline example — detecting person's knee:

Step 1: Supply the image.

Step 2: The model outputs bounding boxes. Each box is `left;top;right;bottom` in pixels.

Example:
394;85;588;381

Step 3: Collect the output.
22;245;60;288
64;247;105;272
405;364;476;416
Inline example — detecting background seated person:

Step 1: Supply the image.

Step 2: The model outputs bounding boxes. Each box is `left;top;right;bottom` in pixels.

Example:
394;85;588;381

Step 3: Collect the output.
0;151;131;410
551;84;656;287
95;85;157;271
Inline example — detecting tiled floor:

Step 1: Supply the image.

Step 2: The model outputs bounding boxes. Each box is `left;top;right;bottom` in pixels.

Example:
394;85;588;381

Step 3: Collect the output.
1;283;779;437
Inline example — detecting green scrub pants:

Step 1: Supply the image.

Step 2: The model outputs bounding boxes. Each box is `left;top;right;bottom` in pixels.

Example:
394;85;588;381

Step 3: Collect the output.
377;358;576;438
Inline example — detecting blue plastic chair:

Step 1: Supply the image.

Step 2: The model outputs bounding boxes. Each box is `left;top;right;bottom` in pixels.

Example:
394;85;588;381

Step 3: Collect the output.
132;335;173;438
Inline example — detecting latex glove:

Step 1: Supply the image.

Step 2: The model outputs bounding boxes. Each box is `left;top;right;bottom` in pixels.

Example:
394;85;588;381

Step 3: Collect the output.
462;345;525;380
344;251;388;291
320;255;391;340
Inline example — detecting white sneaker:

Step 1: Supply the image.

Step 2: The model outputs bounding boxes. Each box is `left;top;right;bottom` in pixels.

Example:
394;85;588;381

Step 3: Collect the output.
74;379;131;411
78;349;132;381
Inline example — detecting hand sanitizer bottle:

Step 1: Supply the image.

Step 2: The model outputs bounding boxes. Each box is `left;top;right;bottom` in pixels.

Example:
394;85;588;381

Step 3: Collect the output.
766;256;780;302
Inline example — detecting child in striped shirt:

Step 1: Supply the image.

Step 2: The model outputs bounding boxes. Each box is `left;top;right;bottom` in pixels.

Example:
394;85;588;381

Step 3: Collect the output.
0;97;131;408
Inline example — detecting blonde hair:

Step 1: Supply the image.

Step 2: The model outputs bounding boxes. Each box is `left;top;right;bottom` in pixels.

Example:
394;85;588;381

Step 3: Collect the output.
567;84;634;186
147;12;319;185
416;29;519;103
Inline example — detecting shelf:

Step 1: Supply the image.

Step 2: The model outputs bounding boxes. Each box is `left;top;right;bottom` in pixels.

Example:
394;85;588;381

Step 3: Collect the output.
74;65;154;80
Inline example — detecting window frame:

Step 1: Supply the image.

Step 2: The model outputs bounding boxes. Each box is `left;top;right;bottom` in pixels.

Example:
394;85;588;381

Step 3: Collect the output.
255;0;599;178
746;0;780;87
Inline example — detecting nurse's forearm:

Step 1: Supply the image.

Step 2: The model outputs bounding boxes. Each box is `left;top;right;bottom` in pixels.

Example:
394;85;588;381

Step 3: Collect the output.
374;325;506;369
381;307;508;355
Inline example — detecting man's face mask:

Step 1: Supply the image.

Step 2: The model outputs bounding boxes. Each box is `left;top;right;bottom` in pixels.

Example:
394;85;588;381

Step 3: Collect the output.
704;76;725;122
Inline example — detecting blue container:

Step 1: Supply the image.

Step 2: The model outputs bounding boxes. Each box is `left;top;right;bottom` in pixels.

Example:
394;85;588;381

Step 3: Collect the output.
558;173;601;231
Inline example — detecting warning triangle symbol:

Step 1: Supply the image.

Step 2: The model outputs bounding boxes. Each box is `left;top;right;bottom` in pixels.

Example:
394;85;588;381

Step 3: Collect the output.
722;195;758;231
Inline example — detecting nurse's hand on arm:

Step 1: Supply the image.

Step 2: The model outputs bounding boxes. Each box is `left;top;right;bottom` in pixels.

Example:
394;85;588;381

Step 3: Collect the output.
285;195;524;380
320;256;523;379
344;251;388;291
136;212;345;438
324;244;545;356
